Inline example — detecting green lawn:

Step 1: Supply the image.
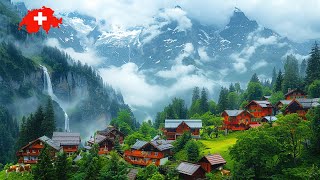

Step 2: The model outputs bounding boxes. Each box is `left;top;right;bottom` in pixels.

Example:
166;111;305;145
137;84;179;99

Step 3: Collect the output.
0;170;33;180
199;131;244;170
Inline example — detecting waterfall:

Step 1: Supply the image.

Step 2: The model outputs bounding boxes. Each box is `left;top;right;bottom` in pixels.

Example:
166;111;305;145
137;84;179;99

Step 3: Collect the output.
41;65;70;132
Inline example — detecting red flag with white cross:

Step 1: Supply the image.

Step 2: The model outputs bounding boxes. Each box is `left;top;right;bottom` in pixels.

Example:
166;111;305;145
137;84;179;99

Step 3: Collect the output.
18;6;63;34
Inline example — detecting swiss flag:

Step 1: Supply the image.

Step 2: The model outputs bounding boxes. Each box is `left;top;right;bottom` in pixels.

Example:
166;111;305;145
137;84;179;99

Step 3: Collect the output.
18;6;62;34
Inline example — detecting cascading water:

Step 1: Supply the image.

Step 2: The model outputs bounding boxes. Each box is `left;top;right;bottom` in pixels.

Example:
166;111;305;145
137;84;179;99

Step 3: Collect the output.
41;65;70;132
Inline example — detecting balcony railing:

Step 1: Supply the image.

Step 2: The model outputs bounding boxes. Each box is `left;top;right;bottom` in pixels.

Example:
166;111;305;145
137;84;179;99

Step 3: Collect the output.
124;156;159;166
124;150;164;159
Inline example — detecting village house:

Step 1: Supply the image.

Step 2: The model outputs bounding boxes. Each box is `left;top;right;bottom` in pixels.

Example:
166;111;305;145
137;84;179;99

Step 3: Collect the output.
176;162;206;180
52;132;81;156
285;89;307;100
275;100;293;111
124;139;173;166
284;98;320;119
221;110;255;131
163;119;202;140
87;126;125;155
245;100;273;118
17;136;61;164
198;154;227;173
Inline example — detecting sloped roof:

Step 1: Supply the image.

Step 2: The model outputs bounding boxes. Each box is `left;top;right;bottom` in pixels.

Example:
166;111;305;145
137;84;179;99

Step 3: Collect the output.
131;139;174;151
296;98;320;108
132;140;148;150
223;110;244;117
285;89;306;96
94;134;110;144
38;136;61;151
203;154;227;165
52;132;81;146
165;119;202;129
277;100;292;106
150;140;174;151
97;126;124;136
246;100;272;108
261;116;278;122
176;162;202;176
127;169;138;180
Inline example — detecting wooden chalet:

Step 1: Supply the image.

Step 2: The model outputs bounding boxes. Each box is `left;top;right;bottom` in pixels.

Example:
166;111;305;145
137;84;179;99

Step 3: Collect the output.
198;154;226;173
284;98;320;119
222;110;255;131
275;100;293;111
245;100;273;118
285;89;307;100
52;132;81;156
87;126;125;155
163;119;202;140
124;139;173;166
17;136;61;164
176;162;206;180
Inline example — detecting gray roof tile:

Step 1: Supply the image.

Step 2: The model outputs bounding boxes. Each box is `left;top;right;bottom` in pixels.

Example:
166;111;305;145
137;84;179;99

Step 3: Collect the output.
176;162;201;175
165;119;202;129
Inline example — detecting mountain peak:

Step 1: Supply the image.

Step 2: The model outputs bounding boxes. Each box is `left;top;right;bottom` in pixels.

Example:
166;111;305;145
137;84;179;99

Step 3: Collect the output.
234;7;242;13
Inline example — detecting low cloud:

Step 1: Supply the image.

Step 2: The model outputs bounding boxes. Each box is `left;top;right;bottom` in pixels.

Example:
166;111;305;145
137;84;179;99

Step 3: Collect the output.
45;38;102;66
251;60;268;70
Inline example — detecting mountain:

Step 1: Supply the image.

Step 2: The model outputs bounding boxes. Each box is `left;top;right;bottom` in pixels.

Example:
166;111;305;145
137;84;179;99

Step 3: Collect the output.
0;1;132;138
40;6;312;81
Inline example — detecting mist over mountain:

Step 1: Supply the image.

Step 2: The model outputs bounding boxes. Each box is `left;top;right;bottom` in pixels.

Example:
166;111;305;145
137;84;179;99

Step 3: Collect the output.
15;3;317;121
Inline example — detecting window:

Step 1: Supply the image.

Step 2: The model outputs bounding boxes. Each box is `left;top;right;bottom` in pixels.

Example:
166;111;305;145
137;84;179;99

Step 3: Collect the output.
40;142;43;145
155;152;158;156
32;150;35;153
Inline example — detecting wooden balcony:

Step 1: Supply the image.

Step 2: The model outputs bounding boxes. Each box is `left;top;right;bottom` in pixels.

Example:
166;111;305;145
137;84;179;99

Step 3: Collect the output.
17;152;40;156
98;149;110;155
23;160;38;164
124;150;164;159
124;156;159;166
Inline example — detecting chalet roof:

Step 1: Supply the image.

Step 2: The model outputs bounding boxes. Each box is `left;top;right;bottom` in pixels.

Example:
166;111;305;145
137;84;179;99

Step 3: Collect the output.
277;100;292;106
52;132;81;146
131;139;174;151
127;169;138;180
295;98;320;109
94;134;110;144
246;100;272;108
176;162;202;176
97;126;124;136
202;154;226;166
150;140;174;151
165;119;202;129
132;140;148;150
285;89;306;97
223;110;244;117
38;136;61;151
261;116;278;122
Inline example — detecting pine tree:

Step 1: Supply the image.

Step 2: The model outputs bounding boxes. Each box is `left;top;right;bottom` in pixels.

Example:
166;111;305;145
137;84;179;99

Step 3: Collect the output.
306;42;320;86
229;83;236;92
114;136;123;154
34;144;55;180
99;151;128;180
186;140;199;162
218;87;229;113
250;73;260;83
55;152;68;180
300;59;307;78
42;97;56;138
274;70;283;92
200;88;209;114
271;67;277;87
34;106;45;138
191;87;200;104
282;55;300;93
235;82;242;93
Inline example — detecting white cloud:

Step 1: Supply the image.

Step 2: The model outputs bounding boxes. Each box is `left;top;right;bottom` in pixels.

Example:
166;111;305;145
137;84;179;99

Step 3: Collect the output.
252;60;268;70
158;8;192;32
45;38;102;66
156;65;195;79
15;0;320;42
198;47;209;61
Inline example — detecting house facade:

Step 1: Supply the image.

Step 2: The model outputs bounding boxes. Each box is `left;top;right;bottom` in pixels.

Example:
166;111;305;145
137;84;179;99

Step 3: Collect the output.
245;100;273;118
124;139;173;166
176;162;206;180
222;110;255;131
163;119;202;140
198;154;227;173
52;132;81;156
17;136;61;164
284;98;320;119
87;126;125;155
285;89;307;100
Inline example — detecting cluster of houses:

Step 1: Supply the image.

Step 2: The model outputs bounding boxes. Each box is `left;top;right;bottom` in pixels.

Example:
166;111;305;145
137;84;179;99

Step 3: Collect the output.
222;89;319;131
15;89;318;179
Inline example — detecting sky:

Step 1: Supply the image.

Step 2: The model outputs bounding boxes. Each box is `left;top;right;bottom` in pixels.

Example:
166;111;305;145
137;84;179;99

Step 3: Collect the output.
16;0;320;42
15;0;320;121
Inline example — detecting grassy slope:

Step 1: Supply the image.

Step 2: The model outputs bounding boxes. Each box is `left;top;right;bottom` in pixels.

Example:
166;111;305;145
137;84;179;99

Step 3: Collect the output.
199;131;244;170
0;170;33;180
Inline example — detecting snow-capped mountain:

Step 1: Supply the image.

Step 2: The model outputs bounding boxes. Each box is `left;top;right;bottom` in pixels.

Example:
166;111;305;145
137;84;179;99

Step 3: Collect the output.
37;6;311;83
